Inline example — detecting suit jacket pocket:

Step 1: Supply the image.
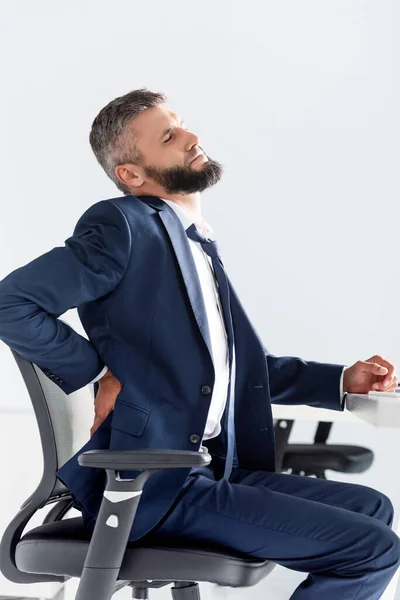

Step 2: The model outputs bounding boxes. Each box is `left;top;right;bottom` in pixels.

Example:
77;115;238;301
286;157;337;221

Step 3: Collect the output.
112;400;150;437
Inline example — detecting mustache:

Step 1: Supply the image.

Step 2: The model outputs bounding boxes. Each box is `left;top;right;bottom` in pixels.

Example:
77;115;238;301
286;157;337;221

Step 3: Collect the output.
187;147;206;165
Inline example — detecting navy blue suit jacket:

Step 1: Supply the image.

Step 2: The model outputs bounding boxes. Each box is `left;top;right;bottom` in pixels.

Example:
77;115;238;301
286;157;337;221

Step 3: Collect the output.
0;195;344;541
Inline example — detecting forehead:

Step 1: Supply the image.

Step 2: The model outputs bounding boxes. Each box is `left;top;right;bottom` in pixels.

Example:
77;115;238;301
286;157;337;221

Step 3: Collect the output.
130;105;179;142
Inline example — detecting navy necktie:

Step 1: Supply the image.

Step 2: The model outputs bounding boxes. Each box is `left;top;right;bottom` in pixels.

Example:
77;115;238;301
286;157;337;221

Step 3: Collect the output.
186;223;236;479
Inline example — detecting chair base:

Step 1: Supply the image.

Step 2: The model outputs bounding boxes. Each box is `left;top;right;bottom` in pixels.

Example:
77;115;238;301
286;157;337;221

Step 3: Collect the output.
130;581;200;600
131;585;149;599
171;582;200;600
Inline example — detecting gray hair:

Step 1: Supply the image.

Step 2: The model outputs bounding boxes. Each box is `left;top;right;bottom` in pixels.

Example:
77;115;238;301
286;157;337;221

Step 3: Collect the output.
89;88;167;195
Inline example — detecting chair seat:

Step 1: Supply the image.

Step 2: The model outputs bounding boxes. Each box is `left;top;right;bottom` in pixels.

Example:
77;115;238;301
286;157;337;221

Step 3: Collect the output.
282;444;374;474
16;517;275;588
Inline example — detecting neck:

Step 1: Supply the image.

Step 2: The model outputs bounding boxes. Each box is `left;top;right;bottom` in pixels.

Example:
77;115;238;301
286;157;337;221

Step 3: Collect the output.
161;192;202;223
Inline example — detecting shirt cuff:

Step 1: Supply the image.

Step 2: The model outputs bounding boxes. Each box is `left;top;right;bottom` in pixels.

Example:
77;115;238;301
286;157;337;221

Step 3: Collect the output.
88;365;109;385
340;367;347;407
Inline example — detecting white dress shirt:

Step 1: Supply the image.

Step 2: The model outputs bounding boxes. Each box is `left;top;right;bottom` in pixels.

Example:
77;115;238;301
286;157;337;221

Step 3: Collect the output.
158;199;231;440
90;198;346;432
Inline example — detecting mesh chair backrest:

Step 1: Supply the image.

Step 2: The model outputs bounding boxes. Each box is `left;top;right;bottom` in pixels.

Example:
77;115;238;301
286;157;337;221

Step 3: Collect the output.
32;366;94;469
11;350;94;498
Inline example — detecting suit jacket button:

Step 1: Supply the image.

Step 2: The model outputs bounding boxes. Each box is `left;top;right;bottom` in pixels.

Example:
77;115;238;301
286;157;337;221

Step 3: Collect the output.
201;385;212;395
190;434;200;444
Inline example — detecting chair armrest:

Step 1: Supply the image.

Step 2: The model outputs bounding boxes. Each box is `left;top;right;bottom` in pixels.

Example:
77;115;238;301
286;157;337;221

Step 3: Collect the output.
78;448;211;471
74;447;212;600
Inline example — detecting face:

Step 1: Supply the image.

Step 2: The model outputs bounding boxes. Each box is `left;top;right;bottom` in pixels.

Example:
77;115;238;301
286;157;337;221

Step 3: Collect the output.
118;105;223;195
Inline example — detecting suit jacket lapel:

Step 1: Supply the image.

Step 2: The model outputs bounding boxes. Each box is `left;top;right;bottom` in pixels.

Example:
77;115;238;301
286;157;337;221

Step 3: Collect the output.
137;196;213;362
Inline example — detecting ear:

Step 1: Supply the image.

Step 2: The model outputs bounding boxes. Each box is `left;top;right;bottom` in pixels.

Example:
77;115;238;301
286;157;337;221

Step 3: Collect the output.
115;163;144;188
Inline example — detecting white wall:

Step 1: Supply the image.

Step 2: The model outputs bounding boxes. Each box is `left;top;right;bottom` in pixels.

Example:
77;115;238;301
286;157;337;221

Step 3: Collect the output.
0;1;399;598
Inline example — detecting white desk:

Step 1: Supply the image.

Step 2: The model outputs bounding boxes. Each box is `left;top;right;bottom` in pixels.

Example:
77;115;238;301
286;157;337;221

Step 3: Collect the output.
272;392;400;427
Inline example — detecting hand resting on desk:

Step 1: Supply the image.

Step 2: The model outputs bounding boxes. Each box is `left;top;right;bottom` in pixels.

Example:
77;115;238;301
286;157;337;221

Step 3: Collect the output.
343;354;398;395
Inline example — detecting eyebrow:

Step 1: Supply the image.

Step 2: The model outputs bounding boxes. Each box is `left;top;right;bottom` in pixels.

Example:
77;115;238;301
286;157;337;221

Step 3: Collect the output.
159;119;185;141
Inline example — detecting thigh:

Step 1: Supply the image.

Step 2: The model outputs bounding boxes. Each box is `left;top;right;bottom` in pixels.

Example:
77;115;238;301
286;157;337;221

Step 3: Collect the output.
229;468;394;526
152;467;396;575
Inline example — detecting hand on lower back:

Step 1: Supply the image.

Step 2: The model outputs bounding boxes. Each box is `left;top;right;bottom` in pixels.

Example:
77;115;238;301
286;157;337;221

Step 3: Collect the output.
90;370;122;437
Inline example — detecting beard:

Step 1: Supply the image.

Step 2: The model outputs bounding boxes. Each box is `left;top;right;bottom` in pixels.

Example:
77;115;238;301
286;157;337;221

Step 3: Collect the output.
142;154;223;195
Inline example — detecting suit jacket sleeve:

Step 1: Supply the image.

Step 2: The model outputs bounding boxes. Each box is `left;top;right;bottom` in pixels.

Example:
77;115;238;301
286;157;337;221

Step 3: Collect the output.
266;353;345;412
0;200;131;395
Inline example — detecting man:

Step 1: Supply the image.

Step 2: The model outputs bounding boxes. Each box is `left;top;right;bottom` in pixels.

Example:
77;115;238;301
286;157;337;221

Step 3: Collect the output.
0;88;399;599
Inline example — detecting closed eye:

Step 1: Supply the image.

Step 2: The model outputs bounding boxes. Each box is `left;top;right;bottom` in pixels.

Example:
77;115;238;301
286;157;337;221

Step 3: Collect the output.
163;121;186;144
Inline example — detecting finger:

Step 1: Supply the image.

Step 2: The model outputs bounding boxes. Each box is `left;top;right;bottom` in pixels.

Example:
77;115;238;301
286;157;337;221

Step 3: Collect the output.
372;383;398;392
378;360;396;386
94;410;109;421
362;361;388;376
367;356;396;385
383;367;397;387
376;368;397;388
387;383;398;392
383;376;398;391
91;415;103;434
372;377;398;391
384;373;398;385
94;400;113;421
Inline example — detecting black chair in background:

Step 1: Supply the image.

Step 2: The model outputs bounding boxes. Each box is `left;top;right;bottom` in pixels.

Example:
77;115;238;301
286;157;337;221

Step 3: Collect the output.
276;419;374;478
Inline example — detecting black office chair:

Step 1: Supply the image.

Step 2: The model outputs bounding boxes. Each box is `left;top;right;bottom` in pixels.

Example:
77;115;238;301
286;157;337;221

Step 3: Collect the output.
0;349;275;600
275;419;374;478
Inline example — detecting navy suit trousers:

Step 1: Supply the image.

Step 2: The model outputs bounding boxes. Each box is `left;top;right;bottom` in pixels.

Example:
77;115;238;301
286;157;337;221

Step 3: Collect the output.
147;458;400;599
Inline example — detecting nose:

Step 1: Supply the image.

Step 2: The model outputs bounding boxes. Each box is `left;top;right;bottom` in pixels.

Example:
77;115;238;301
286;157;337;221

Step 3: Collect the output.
184;130;201;152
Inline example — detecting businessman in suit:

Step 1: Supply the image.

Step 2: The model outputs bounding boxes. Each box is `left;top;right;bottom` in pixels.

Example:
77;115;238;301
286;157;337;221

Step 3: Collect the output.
0;88;399;599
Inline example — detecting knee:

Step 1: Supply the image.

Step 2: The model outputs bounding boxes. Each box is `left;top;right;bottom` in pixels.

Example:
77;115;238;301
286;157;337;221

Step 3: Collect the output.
383;528;400;570
361;523;400;574
357;485;395;527
370;489;395;527
341;521;400;577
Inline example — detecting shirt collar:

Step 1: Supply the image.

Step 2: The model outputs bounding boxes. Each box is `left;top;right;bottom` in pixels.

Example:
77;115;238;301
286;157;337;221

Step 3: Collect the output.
161;198;215;240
